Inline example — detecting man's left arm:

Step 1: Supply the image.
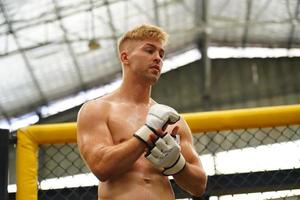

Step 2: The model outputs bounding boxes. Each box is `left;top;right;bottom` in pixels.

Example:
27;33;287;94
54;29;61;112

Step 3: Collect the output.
173;118;207;197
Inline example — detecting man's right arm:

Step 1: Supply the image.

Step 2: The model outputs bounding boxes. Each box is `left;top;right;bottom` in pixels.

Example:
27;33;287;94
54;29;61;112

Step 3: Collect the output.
77;101;147;182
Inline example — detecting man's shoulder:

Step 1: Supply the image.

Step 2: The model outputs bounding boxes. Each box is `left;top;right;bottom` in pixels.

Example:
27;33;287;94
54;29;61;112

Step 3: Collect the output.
90;95;111;105
78;96;113;119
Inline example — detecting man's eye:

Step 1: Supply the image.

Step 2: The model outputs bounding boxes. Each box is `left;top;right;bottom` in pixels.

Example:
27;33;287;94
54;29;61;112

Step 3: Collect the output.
145;49;154;54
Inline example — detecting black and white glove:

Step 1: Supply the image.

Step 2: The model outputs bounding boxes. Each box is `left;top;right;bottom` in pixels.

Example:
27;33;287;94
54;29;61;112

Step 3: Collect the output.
145;133;186;176
134;104;180;146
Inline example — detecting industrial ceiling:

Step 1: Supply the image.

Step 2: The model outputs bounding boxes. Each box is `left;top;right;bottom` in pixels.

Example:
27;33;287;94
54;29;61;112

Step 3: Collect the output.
0;0;299;126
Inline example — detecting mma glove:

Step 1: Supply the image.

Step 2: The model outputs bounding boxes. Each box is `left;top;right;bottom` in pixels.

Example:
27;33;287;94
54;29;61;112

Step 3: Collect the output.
145;133;186;176
134;104;180;146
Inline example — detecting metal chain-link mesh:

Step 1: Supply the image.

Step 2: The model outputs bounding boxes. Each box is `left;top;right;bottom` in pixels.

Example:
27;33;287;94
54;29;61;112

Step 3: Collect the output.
39;144;89;179
194;125;300;199
38;144;95;200
36;125;300;199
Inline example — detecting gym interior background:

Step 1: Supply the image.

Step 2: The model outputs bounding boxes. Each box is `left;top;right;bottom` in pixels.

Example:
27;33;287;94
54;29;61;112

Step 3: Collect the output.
0;0;300;199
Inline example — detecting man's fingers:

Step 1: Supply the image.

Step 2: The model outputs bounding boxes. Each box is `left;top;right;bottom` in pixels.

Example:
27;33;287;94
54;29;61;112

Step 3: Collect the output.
149;133;158;143
171;126;179;137
162;123;168;131
155;128;165;137
155;138;169;152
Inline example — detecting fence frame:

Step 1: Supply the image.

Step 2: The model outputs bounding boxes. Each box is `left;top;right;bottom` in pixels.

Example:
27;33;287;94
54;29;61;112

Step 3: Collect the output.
0;129;9;200
16;104;300;200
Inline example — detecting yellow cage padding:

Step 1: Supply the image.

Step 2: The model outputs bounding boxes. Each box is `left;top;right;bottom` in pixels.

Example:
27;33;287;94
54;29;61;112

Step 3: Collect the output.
16;104;300;200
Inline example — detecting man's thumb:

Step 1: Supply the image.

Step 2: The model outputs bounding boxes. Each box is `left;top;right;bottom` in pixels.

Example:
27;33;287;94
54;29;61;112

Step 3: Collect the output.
171;126;179;137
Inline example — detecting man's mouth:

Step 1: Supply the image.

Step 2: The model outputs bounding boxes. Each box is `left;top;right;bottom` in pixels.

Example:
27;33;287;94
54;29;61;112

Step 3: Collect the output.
150;65;160;71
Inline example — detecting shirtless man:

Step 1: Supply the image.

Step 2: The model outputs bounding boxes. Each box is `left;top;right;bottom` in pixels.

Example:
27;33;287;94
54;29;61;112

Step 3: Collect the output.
77;24;207;200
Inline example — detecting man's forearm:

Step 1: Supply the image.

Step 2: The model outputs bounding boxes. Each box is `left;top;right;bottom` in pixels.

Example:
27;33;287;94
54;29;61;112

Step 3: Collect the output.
92;137;146;181
173;163;207;197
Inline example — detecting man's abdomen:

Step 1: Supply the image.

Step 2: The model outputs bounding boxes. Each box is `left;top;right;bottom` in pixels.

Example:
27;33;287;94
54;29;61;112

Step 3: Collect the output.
98;171;175;200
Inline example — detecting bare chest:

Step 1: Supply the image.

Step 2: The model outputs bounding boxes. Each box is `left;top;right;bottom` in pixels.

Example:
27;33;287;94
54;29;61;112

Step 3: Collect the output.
108;105;149;144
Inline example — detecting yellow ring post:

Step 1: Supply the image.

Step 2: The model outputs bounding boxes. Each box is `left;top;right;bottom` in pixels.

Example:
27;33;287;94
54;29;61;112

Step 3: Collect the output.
16;129;38;200
182;104;300;133
16;123;76;200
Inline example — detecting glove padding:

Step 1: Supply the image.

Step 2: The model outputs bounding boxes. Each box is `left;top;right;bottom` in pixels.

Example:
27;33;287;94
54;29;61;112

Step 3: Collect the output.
146;133;186;176
146;104;180;133
134;104;180;146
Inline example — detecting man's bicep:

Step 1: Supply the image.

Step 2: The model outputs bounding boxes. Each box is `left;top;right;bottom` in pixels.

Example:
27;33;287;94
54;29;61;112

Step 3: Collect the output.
76;102;114;163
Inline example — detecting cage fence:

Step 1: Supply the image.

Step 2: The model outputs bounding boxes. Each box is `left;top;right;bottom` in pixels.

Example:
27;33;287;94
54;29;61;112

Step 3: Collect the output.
36;125;300;200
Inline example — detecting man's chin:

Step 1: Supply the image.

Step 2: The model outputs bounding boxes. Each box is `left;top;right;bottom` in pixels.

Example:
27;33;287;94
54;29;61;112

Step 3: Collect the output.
148;75;160;85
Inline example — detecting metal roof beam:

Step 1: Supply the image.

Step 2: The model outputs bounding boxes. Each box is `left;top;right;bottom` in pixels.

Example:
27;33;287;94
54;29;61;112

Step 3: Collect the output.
104;0;119;55
0;0;48;105
195;0;212;110
128;1;155;23
287;0;300;48
153;0;160;25
52;0;87;91
0;0;123;36
241;0;253;48
0;35;118;57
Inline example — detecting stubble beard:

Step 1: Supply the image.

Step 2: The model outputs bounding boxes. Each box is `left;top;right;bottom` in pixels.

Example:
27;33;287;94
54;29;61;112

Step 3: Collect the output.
133;66;161;86
148;70;161;85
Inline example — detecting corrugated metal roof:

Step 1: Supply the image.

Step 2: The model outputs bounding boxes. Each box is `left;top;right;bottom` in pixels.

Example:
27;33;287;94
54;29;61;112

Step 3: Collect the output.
0;0;299;123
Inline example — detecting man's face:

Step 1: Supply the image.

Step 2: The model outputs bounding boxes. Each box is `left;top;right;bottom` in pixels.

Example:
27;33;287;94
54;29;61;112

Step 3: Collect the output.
126;39;165;83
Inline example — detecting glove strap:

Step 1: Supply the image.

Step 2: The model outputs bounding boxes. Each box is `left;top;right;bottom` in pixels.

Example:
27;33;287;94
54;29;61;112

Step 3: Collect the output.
133;125;155;146
145;124;159;135
162;154;186;176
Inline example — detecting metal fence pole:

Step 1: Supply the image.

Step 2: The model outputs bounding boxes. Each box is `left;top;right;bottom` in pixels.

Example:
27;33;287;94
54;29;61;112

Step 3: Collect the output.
0;129;9;200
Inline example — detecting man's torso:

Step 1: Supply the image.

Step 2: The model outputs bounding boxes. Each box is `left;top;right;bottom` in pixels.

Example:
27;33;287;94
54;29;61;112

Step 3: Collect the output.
96;96;175;200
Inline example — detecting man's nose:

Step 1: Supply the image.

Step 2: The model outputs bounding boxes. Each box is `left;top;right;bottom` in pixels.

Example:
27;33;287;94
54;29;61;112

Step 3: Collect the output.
153;52;162;64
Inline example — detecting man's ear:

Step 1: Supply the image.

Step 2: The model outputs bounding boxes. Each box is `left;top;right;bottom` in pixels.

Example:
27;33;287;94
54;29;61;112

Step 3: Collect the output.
120;51;129;65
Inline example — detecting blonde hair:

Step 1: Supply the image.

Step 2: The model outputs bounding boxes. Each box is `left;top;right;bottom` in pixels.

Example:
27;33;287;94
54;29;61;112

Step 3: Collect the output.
118;24;168;53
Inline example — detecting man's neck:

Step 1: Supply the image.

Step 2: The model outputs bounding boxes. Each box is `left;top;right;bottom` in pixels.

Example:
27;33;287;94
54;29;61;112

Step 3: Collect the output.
117;78;152;105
